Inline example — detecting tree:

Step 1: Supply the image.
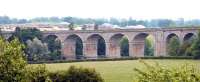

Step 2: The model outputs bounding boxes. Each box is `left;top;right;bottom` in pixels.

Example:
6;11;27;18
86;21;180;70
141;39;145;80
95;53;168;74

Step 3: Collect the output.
44;36;62;60
9;28;43;43
190;30;200;59
144;36;154;56
68;22;75;30
120;37;129;56
167;36;180;56
26;37;49;61
0;37;27;82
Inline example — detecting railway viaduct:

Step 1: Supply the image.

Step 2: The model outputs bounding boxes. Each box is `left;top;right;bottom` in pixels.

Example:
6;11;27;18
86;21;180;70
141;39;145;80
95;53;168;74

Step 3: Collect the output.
2;27;199;59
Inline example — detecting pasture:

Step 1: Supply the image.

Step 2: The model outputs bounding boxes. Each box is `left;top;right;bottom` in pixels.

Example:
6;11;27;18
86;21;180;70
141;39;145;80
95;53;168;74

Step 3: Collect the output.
32;59;200;82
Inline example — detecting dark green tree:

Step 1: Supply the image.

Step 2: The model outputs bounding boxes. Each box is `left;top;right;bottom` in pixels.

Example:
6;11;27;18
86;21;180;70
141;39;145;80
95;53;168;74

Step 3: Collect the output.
167;36;180;56
190;30;200;59
120;37;129;56
44;36;61;60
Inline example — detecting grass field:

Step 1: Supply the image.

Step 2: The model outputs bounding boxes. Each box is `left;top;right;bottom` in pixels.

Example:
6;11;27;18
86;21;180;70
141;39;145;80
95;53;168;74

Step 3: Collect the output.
32;59;200;82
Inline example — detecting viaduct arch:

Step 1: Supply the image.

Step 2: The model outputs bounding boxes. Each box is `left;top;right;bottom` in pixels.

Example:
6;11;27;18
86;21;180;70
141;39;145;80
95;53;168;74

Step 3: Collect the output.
2;27;199;59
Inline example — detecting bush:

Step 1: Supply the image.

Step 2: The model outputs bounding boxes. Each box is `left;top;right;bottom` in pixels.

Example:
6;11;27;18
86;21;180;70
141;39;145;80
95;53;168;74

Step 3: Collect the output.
26;64;51;82
0;37;27;82
65;66;104;82
49;71;68;82
134;60;200;82
33;65;104;82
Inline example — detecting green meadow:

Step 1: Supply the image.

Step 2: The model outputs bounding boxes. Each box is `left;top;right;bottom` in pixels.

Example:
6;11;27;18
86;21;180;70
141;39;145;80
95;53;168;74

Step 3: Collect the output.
31;59;200;82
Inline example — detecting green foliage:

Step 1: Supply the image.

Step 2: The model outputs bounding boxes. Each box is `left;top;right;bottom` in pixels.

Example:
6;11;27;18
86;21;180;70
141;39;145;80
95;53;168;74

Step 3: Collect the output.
0;37;27;82
9;27;43;43
144;36;154;56
49;71;68;82
134;60;200;82
167;36;181;56
190;30;200;59
65;66;104;82
40;65;104;82
26;37;50;61
26;64;51;82
120;37;129;56
44;35;62;60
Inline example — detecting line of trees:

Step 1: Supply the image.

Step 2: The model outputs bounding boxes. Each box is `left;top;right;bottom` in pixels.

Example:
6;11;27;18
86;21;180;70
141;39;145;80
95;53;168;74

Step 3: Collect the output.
7;27;62;61
1;16;200;27
167;31;200;58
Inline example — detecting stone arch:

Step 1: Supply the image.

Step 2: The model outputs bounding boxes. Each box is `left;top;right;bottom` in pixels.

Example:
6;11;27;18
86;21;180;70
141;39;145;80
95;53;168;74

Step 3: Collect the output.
183;33;196;43
63;34;83;59
166;33;180;43
131;33;155;57
108;33;129;58
166;33;180;55
85;34;106;58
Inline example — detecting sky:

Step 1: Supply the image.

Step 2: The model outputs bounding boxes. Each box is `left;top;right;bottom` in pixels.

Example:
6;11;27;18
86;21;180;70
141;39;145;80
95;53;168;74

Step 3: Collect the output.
0;0;199;19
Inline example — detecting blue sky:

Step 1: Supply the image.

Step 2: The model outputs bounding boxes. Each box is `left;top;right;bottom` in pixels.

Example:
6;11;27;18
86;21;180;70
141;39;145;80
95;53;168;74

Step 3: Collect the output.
0;0;199;19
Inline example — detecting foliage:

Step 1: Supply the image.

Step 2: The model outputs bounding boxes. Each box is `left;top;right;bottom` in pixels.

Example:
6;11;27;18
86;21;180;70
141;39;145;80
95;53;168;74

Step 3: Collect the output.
26;64;51;82
26;37;50;61
38;65;104;82
120;37;129;56
167;36;181;56
65;66;104;82
44;35;62;60
9;27;43;43
144;36;154;56
0;37;27;82
190;30;200;59
134;60;200;82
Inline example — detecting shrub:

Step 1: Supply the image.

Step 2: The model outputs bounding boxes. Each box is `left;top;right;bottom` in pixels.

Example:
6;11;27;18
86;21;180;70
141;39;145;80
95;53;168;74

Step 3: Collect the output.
134;60;200;82
26;64;51;82
63;66;103;82
0;37;27;82
49;71;68;82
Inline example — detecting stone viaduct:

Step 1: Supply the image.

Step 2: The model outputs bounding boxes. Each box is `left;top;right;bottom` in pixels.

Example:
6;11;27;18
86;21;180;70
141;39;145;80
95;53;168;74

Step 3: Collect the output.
2;27;199;59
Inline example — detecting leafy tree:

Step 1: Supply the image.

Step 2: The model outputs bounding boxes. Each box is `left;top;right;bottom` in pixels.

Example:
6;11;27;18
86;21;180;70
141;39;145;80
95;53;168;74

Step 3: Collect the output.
190;30;200;59
69;22;75;30
26;37;50;61
167;36;180;56
144;36;154;56
9;28;43;43
44;36;62;60
120;37;129;56
0;37;27;82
